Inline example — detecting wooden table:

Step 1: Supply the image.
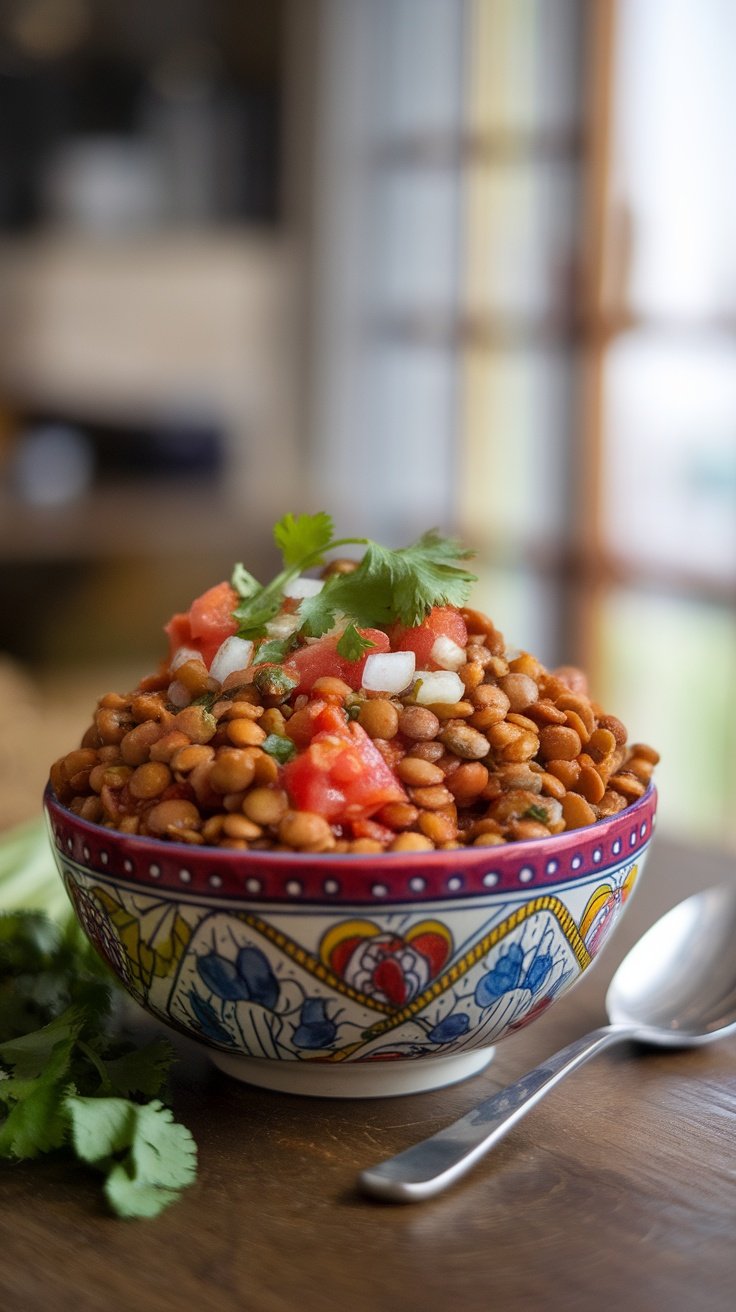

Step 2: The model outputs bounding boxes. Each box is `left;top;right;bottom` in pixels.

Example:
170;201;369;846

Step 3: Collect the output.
1;835;734;1312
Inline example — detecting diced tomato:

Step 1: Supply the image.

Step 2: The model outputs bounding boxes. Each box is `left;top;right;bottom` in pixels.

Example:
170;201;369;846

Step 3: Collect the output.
282;719;407;823
289;628;390;694
164;611;192;657
285;700;348;748
188;582;238;645
390;606;467;669
164;581;238;669
350;816;396;845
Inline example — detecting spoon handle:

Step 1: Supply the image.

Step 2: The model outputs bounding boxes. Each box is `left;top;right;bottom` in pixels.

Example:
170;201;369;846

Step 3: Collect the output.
359;1024;631;1202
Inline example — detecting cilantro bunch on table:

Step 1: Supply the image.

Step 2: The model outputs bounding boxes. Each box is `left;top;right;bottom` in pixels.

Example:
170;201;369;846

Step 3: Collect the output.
232;512;478;663
0;832;197;1218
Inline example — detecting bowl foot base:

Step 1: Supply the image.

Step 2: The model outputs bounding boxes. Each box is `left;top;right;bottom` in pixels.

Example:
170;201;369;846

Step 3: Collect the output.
209;1047;494;1098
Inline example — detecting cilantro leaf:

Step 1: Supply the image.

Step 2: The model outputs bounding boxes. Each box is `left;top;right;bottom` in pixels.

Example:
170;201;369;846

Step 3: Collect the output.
273;511;334;567
0;1070;72;1158
0;885;196;1217
233;512;362;638
0;1008;82;1080
293;590;340;640
105;1167;185;1220
67;1096;197;1220
335;622;376;662
297;530;476;634
127;1100;197;1191
0;1022;79;1158
0;912;61;972
261;734;297;764
233;513;476;656
373;531;477;627
253;635;297;666
99;1040;174;1099
65;1094;136;1162
232;589;284;636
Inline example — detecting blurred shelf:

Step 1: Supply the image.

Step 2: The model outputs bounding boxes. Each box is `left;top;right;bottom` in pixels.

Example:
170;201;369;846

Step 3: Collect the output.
0;227;294;419
0;485;278;563
0;227;300;521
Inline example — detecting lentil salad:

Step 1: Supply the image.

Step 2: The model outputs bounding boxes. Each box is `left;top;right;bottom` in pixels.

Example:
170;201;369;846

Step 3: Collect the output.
49;514;658;854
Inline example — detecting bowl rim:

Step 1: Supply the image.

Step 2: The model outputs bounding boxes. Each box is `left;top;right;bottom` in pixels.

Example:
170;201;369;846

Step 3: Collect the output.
44;780;656;862
44;782;657;906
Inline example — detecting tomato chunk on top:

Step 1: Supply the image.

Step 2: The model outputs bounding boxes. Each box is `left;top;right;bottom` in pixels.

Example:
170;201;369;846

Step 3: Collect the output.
390;606;467;668
165;581;238;668
282;703;407;823
288;628;390;694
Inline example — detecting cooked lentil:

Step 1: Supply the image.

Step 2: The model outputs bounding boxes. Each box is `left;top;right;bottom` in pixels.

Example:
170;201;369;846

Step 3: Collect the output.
51;587;658;853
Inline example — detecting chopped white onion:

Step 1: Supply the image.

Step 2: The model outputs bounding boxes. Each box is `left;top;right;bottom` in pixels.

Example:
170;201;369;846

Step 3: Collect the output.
265;612;301;639
167;680;191;708
209;635;255;685
430;635;467;671
170;645;203;672
413;670;465;705
361;650;416;694
283;576;324;600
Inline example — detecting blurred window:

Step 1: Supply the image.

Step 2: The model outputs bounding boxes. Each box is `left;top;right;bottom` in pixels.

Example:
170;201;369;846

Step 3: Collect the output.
591;0;736;842
309;0;736;846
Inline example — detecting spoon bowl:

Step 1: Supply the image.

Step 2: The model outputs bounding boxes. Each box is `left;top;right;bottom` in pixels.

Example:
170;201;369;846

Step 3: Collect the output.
607;884;736;1044
360;884;736;1200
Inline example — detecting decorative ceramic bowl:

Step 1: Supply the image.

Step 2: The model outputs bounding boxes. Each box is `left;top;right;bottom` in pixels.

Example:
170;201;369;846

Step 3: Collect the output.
44;784;656;1098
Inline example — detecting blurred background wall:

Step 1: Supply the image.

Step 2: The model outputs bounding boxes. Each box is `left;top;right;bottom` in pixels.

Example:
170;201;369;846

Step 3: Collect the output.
0;0;735;847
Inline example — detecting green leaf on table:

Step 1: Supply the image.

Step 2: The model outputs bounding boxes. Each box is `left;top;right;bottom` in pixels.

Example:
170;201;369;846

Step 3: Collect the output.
0;839;198;1218
65;1094;137;1163
101;1040;174;1099
0;1007;82;1080
0;912;61;973
67;1096;197;1219
0;1072;72;1158
0;1023;79;1158
128;1101;197;1190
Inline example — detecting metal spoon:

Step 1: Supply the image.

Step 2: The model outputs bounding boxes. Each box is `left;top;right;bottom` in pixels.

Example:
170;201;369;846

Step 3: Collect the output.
359;884;736;1202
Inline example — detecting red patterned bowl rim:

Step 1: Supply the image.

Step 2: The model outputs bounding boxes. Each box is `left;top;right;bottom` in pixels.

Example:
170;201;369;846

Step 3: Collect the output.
44;783;657;907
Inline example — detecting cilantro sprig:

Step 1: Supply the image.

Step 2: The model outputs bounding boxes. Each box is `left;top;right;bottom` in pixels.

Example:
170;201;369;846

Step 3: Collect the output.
232;513;477;661
0;908;196;1218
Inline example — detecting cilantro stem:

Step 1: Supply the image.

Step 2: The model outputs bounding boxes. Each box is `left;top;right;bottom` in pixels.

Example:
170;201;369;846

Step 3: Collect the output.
231;517;476;643
232;534;369;639
77;1038;112;1093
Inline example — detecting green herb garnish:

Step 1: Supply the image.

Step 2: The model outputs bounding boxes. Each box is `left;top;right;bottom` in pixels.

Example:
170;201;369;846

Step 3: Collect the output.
190;689;220;712
259;734;296;766
522;804;549;824
253;635;298;666
0;889;196;1219
232;513;477;662
253;665;299;700
261;734;297;764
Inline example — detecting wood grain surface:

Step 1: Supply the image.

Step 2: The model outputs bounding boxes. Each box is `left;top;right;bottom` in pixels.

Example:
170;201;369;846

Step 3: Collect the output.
1;836;734;1312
